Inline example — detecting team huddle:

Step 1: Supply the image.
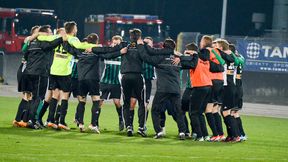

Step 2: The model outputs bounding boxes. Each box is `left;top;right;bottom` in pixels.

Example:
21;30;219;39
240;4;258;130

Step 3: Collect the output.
12;21;247;142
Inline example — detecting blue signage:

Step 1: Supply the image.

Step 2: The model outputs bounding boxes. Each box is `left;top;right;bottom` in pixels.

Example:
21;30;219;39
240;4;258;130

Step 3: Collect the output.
237;40;288;73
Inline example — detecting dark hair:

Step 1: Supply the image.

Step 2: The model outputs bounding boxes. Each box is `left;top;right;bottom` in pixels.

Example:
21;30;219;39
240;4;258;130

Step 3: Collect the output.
163;38;176;50
129;28;142;42
86;33;99;44
229;44;236;53
38;25;51;33
30;25;40;34
185;42;199;51
144;36;153;42
64;21;77;34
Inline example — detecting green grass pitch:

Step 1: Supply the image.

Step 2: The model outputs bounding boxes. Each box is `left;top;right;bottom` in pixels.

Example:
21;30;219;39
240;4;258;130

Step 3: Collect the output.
0;96;287;162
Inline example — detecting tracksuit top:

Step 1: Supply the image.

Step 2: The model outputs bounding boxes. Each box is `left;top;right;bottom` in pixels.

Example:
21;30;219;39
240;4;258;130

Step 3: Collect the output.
120;43;144;74
120;43;173;75
137;44;179;94
24;37;63;76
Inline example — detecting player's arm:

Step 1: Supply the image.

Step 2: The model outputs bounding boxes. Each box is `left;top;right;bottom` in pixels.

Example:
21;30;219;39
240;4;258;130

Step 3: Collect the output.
23;50;29;62
40;37;64;51
231;52;240;66
21;41;29;53
178;54;198;69
212;49;225;65
138;44;166;66
203;49;224;72
22;32;42;52
144;43;174;55
89;41;127;54
62;41;82;57
173;50;198;69
218;49;234;63
68;37;97;50
238;54;245;65
210;60;224;72
37;35;59;42
91;45;122;54
99;47;127;59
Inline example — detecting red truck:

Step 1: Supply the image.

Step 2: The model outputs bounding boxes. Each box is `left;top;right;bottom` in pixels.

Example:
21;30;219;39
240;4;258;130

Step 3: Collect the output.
0;7;58;54
84;14;169;46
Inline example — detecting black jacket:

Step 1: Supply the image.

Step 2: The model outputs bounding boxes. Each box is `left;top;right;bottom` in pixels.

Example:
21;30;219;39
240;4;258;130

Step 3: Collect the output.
218;49;234;64
180;54;198;69
144;44;174;56
120;43;173;74
24;37;63;76
63;42;121;81
120;43;144;74
138;45;181;94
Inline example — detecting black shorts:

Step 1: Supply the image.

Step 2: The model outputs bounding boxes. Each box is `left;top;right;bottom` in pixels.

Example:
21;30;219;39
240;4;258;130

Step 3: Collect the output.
21;74;36;93
79;79;100;97
222;84;236;111
209;79;224;104
21;74;48;99
49;75;71;92
189;86;211;115
100;83;121;100
70;78;79;98
181;88;193;112
233;79;243;110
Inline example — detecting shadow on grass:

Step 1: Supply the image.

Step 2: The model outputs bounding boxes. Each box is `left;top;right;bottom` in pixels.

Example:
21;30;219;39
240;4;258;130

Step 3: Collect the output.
0;126;237;147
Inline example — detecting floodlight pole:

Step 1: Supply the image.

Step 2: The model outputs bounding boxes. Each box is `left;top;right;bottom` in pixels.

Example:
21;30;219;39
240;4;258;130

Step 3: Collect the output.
221;0;228;38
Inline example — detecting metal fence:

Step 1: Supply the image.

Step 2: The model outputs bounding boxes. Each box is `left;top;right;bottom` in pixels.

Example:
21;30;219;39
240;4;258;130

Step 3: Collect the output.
0;51;6;84
0;51;22;85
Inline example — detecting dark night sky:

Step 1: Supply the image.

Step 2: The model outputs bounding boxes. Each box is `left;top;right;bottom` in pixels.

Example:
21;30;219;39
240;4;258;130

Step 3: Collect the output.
1;0;274;39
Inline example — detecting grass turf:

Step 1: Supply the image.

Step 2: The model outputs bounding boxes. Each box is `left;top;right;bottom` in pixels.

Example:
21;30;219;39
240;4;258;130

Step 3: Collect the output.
0;96;287;162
